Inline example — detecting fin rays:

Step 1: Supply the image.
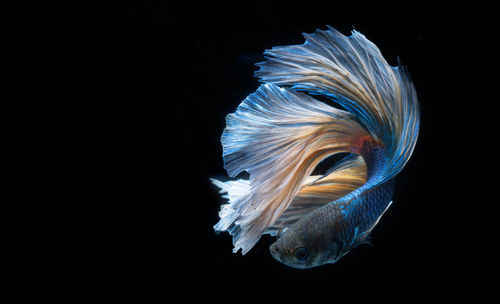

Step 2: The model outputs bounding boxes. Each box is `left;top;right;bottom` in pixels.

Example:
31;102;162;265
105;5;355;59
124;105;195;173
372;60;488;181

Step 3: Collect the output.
265;154;367;235
255;26;420;182
215;84;368;254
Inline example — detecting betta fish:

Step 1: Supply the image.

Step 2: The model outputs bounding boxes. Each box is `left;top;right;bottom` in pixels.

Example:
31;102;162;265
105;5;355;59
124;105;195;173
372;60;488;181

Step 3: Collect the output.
211;26;420;269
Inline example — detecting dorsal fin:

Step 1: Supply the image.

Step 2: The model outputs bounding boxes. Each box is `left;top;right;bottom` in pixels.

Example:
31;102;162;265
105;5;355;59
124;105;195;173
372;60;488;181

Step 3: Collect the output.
255;26;420;182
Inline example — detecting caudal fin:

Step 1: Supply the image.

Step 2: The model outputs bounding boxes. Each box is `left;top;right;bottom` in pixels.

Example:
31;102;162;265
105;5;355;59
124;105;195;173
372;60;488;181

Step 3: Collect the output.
214;83;369;254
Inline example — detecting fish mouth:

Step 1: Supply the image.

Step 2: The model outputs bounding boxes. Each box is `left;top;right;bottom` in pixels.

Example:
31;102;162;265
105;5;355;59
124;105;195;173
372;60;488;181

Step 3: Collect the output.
269;243;283;262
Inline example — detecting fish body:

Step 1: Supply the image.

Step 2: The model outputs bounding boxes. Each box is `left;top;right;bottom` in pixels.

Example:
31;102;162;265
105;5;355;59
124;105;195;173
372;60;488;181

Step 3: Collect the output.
211;26;420;268
270;180;394;268
270;135;395;268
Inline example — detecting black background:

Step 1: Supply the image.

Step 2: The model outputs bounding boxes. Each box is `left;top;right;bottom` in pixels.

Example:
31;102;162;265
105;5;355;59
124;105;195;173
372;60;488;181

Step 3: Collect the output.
9;0;494;301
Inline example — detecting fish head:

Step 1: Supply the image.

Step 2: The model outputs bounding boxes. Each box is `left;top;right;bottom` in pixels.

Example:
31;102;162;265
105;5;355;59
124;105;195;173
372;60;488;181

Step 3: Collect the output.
269;226;344;269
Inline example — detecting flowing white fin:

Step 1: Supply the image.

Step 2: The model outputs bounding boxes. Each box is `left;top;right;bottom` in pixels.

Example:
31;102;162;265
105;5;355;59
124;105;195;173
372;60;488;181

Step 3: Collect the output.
255;26;420;181
215;83;369;254
210;178;250;232
265;154;367;236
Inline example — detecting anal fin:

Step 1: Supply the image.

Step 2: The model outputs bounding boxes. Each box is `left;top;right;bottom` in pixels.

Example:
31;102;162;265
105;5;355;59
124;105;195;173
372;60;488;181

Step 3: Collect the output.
265;154;367;235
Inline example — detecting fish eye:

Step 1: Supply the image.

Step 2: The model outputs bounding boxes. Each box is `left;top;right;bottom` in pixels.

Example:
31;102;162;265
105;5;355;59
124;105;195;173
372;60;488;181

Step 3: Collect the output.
293;247;310;262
